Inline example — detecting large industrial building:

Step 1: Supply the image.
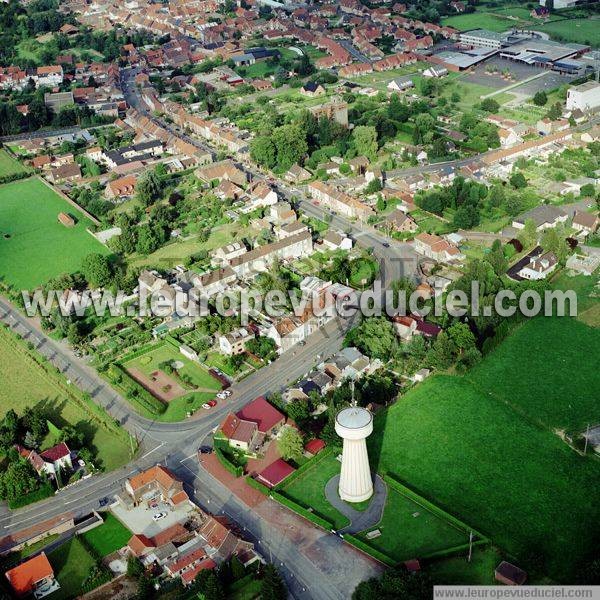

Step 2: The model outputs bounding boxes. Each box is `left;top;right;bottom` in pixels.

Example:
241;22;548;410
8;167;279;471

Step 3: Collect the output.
566;80;600;112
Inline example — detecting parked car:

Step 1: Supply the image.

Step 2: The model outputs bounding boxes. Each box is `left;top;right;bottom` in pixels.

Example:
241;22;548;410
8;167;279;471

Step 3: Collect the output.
202;400;218;409
216;391;227;400
199;445;213;454
98;497;110;507
152;512;167;521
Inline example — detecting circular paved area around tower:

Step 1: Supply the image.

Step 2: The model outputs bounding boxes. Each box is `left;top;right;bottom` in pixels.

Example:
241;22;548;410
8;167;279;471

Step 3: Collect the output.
324;474;387;534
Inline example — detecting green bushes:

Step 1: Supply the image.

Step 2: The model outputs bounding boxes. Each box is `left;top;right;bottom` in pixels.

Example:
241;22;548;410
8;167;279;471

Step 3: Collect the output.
8;483;54;509
270;492;334;531
215;446;243;477
246;476;270;495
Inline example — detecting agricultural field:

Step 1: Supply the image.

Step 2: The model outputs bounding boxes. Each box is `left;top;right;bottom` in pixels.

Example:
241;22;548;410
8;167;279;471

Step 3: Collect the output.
81;514;132;557
370;366;600;580
0;325;132;471
357;485;470;561
0;178;109;290
0;149;30;178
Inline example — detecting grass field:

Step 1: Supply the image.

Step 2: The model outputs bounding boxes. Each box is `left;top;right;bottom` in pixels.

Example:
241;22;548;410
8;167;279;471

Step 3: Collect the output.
538;17;600;47
429;546;501;585
467;317;600;434
0;326;131;471
0;149;29;178
82;514;131;557
48;537;97;600
442;11;529;32
0;178;109;290
358;486;470;561
369;368;600;580
280;453;350;530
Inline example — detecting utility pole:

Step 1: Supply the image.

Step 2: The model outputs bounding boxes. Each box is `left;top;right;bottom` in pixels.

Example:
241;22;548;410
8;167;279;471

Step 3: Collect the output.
583;423;590;455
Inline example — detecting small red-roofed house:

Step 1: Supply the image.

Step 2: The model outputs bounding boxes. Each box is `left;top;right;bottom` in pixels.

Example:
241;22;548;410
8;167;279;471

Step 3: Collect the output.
5;553;56;597
304;438;326;457
256;459;296;488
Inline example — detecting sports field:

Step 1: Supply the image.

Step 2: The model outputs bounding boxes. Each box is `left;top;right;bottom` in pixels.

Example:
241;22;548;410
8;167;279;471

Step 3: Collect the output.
0;178;108;289
122;343;220;421
0;325;131;471
0;149;29;178
539;18;600;47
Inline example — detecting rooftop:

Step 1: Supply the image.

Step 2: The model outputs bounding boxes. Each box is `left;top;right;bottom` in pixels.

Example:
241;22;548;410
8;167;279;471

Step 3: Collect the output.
336;407;372;430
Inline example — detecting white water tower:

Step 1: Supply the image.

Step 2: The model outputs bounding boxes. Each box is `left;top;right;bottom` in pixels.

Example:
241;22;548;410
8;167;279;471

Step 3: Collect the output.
335;407;374;503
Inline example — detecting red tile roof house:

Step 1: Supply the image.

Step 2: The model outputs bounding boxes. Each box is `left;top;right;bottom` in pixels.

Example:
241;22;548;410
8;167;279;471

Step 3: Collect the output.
304;438;326;457
218;396;286;453
121;465;189;509
16;442;72;477
5;552;57;597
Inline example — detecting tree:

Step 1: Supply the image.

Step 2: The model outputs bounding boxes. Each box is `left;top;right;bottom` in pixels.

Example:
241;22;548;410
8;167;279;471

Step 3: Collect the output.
488;239;508;275
352;125;378;161
480;98;499;112
272;123;308;171
533;90;548;106
518;218;538;248
136;169;163;206
353;567;431;600
510;172;527;189
286;399;310;425
345;317;397;361
412;113;436;145
250;136;277;169
427;331;456;370
447;322;476;355
260;564;287;600
81;253;112;288
277;426;304;461
127;556;144;577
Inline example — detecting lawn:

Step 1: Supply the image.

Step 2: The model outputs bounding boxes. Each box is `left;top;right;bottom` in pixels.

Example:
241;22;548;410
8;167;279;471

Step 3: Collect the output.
429;546;501;586
441;11;531;32
467;317;600;434
280;453;350;530
48;537;98;600
357;486;470;561
0;325;132;471
0;177;109;290
0;149;29;178
82;514;131;557
369;372;600;580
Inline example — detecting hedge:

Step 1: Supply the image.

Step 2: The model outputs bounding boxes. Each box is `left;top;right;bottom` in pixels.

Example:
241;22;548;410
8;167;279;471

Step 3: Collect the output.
270;492;334;531
342;534;398;567
384;474;488;542
0;171;30;186
108;363;166;415
273;446;334;492
119;341;163;363
8;483;54;509
215;446;243;478
421;539;489;562
245;476;270;495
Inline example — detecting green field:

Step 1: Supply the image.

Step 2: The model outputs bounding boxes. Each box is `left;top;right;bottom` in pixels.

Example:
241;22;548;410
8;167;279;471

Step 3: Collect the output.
538;17;600;47
442;11;529;32
370;364;600;579
468;317;600;433
280;453;351;530
0;178;109;290
82;514;131;557
358;486;470;561
0;149;29;178
48;537;98;600
0;326;132;471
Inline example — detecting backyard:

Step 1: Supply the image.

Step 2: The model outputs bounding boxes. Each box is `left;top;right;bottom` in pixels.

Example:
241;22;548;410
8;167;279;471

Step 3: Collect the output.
82;513;132;557
47;537;99;600
0;177;109;290
0;149;30;178
0;325;132;471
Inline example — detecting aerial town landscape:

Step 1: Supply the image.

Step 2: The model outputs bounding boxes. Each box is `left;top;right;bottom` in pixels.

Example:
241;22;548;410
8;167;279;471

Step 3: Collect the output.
0;0;599;597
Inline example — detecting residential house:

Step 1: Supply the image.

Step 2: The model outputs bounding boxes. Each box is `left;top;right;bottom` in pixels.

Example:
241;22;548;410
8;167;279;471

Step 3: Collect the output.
518;251;558;280
308;181;374;220
219;327;254;355
384;209;418;233
6;553;57;598
211;242;247;267
121;465;189;509
195;160;247;186
572;211;599;236
16;442;72;477
242;181;278;213
284;164;312;183
105;174;137;200
48;162;81;183
321;230;353;250
300;82;326;97
512;205;568;231
413;232;464;262
387;77;414;92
